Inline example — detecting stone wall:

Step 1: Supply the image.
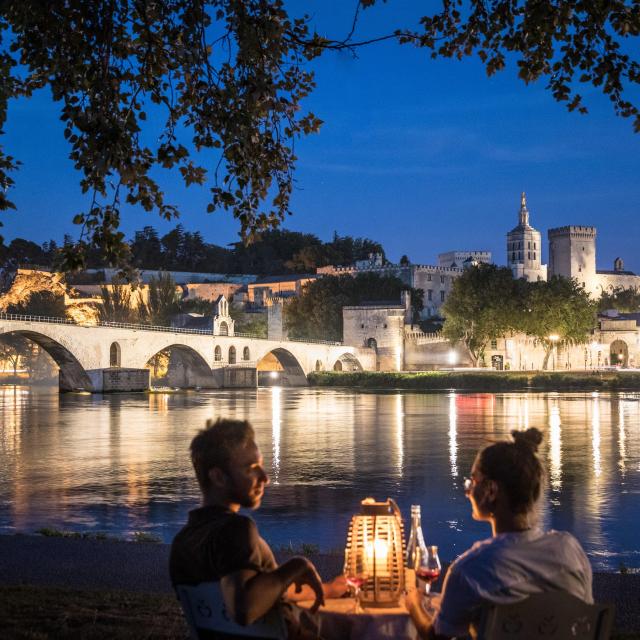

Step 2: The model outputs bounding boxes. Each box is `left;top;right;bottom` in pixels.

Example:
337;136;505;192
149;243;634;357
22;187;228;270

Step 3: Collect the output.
343;306;404;371
403;340;472;370
594;272;640;296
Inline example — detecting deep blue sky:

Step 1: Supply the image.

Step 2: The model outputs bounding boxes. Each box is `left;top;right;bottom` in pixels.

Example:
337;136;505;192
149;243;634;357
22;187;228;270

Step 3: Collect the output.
2;2;640;271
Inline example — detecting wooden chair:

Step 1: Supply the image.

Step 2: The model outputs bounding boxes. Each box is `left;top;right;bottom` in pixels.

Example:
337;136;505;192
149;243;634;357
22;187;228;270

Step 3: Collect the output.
176;581;288;639
477;592;614;640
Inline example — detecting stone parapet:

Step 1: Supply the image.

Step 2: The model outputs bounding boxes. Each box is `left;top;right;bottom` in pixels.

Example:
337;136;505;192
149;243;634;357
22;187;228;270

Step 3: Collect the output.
548;226;597;238
404;329;446;344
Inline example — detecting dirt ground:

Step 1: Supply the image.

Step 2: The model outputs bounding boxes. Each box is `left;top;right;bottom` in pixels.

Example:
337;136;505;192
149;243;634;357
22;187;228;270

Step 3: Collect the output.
1;584;639;640
0;585;189;639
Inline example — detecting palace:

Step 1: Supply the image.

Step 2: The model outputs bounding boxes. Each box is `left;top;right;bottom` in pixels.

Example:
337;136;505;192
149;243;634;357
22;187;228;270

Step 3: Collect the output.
506;192;640;295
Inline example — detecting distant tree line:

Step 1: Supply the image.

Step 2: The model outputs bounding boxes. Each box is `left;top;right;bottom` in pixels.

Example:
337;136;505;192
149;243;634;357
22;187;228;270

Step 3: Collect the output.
0;226;385;276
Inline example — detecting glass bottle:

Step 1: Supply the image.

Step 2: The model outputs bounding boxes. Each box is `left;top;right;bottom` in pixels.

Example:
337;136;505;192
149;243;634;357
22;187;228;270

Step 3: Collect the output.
405;504;427;571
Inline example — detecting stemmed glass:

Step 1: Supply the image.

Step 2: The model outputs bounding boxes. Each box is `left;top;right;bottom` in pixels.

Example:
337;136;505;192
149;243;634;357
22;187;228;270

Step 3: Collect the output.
416;545;441;596
344;548;369;613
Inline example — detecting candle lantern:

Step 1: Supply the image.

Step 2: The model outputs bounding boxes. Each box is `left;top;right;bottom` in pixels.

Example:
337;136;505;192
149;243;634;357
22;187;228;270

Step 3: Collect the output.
344;497;406;607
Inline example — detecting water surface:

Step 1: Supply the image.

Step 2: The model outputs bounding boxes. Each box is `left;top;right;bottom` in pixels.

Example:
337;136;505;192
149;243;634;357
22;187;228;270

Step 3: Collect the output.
1;386;639;570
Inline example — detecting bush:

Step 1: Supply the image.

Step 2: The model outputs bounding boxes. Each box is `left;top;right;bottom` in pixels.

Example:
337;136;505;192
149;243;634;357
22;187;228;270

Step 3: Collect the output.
307;371;640;392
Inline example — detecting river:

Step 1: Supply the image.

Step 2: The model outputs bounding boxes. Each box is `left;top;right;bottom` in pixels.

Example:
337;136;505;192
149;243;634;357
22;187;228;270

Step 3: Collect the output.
1;386;639;571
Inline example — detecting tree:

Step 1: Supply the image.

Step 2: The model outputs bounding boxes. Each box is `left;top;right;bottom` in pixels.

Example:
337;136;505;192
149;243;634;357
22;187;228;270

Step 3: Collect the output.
0;334;28;375
398;1;640;130
442;264;523;366
3;2;638;265
284;272;421;341
1;1;323;266
399;255;410;266
98;281;138;323
131;226;162;270
229;304;268;339
5;290;67;317
523;276;597;370
598;286;640;313
141;272;180;326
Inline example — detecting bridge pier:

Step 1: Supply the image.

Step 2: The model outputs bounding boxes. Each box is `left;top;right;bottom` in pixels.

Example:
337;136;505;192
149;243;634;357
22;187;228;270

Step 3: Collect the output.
84;368;150;393
223;367;258;388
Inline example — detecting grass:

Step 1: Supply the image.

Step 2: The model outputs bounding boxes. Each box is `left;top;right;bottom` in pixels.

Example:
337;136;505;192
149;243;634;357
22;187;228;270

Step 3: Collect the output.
35;528;162;544
308;370;640;392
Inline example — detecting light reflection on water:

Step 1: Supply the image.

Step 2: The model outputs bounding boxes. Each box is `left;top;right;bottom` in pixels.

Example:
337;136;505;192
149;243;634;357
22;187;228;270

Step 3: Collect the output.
1;386;640;570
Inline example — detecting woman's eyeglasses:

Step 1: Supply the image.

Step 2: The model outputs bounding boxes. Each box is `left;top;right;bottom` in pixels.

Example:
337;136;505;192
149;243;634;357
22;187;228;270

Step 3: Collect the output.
463;476;481;492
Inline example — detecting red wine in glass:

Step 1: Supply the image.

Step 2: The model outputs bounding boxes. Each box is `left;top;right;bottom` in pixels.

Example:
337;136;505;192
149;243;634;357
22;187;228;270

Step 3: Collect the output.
346;575;367;590
346;574;368;613
416;567;440;591
418;545;441;595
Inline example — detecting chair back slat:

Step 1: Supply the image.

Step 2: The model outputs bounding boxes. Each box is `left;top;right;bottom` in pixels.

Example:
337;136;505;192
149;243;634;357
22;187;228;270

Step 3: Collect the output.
176;582;288;639
478;592;614;640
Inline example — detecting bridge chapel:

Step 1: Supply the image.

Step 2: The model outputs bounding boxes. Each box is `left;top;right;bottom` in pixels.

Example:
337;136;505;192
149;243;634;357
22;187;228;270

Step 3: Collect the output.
213;295;234;336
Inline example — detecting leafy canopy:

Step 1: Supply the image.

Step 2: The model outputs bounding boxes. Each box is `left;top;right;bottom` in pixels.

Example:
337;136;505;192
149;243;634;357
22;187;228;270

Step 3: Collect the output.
522;276;597;368
1;1;639;265
442;264;523;365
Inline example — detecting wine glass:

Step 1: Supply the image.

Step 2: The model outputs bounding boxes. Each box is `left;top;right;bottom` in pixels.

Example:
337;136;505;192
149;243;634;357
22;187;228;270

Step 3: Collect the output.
416;545;441;596
344;548;369;613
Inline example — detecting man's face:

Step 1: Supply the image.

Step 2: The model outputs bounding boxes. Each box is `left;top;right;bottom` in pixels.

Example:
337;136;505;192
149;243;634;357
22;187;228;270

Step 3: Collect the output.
222;440;269;509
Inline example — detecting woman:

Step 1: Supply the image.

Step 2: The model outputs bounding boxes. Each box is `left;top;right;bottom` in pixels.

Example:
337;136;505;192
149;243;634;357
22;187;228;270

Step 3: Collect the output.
407;427;592;639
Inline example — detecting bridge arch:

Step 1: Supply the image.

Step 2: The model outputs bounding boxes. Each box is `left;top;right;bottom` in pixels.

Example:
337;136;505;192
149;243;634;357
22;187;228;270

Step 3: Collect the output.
145;344;213;388
0;330;93;392
257;347;307;386
333;353;363;372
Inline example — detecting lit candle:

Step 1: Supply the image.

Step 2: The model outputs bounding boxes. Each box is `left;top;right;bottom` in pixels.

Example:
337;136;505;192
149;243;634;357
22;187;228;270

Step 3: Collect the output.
365;538;390;577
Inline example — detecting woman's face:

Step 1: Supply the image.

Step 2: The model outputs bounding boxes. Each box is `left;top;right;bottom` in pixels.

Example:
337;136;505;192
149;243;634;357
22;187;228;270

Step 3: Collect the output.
465;457;496;522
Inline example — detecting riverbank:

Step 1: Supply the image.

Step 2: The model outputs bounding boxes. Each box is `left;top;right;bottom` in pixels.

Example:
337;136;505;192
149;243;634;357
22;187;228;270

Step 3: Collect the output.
308;370;640;391
0;534;638;637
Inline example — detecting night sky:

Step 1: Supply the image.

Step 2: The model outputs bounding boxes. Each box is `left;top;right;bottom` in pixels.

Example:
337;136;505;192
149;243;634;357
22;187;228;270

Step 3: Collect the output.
2;2;639;271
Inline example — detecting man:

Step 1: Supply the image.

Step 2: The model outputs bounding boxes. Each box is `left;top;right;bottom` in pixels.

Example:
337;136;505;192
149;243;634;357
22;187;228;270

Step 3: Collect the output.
170;417;345;638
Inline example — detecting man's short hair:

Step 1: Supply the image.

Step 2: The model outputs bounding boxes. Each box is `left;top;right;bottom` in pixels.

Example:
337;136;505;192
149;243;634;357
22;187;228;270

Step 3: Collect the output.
190;418;255;491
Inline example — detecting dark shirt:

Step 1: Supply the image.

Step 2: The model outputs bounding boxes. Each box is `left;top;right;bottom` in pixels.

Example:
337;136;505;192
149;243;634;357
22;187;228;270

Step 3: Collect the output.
170;504;277;586
170;505;319;639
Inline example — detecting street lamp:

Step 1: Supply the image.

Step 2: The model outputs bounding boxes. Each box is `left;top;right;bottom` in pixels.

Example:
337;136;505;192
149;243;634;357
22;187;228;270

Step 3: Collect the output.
548;334;560;371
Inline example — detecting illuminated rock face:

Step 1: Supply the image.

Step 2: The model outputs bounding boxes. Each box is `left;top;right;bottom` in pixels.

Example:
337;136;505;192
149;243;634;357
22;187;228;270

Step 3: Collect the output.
0;269;67;311
0;268;99;324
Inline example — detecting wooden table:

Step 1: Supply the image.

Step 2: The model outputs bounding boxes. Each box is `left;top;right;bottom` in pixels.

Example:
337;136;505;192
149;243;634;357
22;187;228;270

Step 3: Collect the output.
299;597;419;640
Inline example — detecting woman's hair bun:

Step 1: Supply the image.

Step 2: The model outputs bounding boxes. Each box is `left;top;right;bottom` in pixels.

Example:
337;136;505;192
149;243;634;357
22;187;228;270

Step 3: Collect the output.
511;427;543;453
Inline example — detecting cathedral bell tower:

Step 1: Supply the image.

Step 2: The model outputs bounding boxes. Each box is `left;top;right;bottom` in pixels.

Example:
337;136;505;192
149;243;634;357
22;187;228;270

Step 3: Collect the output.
506;192;547;282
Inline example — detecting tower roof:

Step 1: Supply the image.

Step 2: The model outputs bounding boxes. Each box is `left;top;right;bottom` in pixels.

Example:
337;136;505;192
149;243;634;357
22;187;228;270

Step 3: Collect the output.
508;191;537;234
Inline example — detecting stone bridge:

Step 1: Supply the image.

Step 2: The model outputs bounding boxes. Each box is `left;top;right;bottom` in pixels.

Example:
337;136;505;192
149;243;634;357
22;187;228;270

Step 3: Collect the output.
0;314;374;392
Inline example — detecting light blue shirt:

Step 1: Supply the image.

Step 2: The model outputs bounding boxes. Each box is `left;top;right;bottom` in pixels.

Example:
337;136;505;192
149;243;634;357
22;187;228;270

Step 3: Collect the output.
434;528;593;638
